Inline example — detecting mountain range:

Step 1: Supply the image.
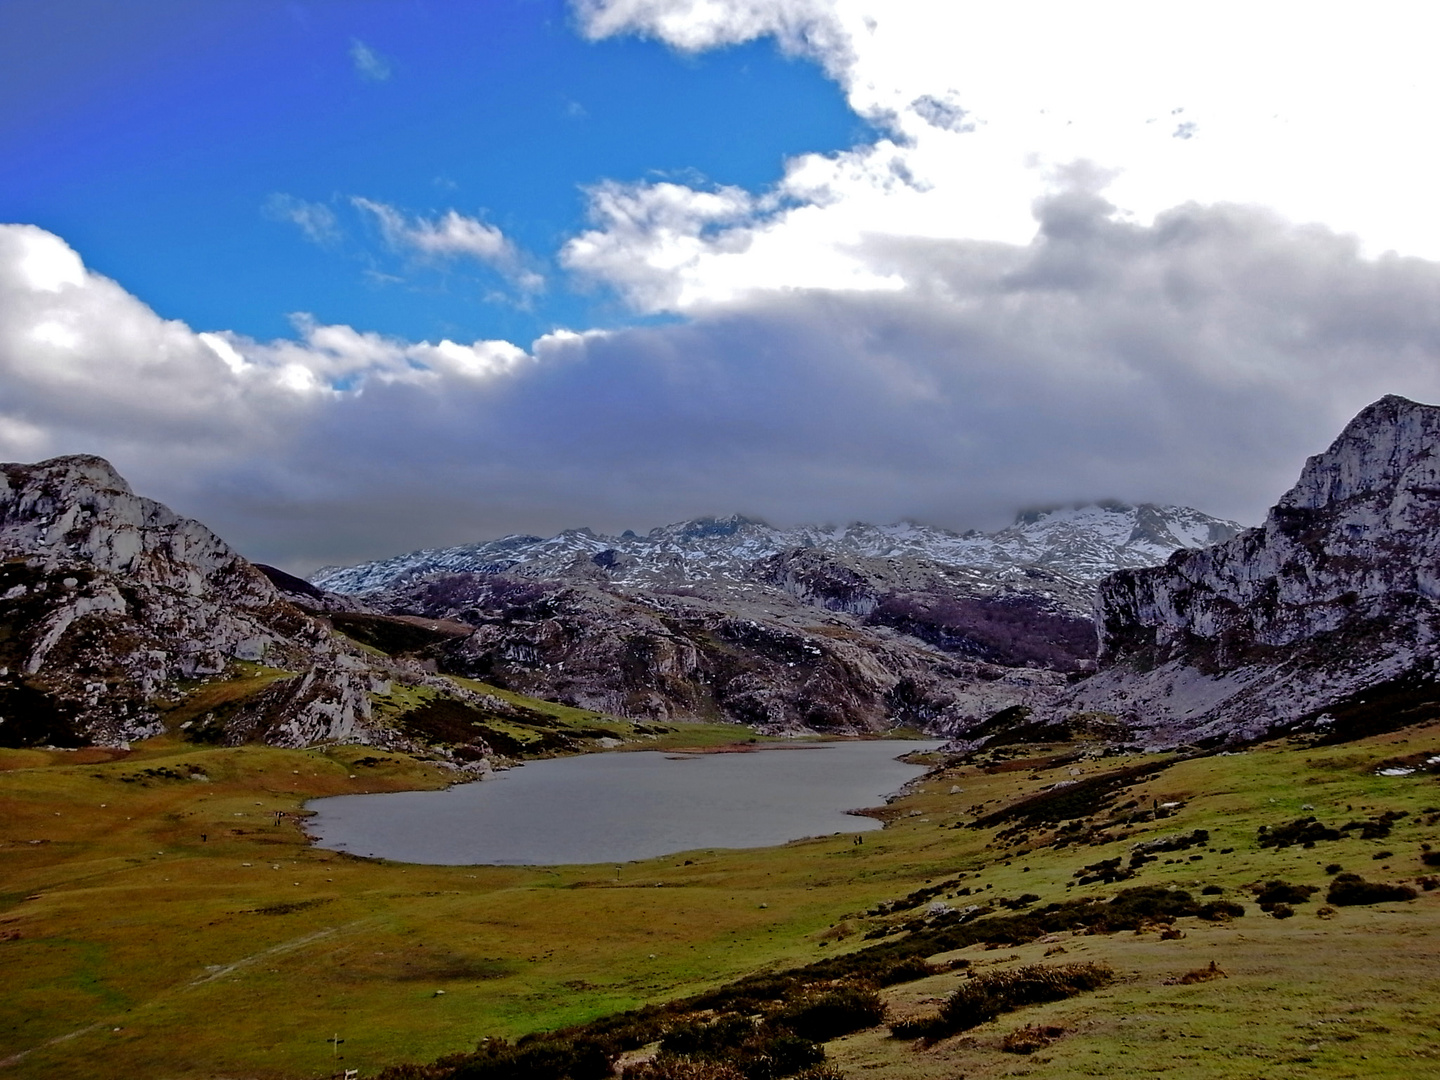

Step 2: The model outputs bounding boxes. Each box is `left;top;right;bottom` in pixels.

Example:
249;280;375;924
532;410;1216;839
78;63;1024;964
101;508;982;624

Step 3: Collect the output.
313;502;1240;607
5;395;1440;755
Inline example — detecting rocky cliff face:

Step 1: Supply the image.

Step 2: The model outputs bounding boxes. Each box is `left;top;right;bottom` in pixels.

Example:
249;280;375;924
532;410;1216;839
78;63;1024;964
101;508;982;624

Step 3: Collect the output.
0;455;385;747
1071;395;1440;744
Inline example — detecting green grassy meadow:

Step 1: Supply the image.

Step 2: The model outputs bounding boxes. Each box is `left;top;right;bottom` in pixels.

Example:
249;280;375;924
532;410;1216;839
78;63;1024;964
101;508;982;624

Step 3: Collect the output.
2;704;1439;1079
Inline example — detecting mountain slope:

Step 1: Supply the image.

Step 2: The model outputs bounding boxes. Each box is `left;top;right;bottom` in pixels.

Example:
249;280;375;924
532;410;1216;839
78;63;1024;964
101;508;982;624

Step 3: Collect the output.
1069;394;1440;744
0;456;521;752
308;504;1239;736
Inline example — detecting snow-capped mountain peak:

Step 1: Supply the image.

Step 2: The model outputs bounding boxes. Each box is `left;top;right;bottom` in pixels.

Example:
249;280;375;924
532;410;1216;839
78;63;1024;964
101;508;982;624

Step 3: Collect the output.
311;503;1242;597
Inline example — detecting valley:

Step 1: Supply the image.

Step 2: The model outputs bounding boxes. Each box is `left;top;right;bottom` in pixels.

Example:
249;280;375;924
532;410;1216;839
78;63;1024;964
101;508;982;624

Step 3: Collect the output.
2;714;1437;1078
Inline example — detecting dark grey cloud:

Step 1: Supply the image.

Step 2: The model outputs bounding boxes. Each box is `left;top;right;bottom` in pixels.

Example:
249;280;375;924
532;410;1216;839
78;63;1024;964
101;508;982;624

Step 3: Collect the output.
6;182;1440;574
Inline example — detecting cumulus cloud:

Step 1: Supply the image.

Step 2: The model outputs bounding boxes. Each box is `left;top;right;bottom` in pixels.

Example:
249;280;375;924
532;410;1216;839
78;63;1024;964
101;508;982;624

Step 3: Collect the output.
0;223;529;514
262;193;341;246
352;198;543;292
349;38;392;81
574;0;853;77
573;0;1440;294
7;192;1440;574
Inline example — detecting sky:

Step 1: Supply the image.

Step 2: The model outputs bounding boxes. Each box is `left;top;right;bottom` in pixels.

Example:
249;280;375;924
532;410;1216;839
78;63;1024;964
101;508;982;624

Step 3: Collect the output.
4;0;1440;573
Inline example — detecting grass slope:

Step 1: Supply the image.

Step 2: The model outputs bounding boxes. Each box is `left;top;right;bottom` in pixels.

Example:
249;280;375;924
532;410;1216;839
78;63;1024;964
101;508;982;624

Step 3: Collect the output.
1;714;1438;1079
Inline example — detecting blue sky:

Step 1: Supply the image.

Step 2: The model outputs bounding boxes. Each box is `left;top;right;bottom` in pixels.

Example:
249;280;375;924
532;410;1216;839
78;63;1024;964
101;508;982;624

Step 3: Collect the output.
4;1;1440;571
1;0;863;344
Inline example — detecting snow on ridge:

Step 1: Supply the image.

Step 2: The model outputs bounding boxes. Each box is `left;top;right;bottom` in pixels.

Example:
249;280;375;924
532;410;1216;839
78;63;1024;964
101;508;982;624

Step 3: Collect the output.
311;504;1243;596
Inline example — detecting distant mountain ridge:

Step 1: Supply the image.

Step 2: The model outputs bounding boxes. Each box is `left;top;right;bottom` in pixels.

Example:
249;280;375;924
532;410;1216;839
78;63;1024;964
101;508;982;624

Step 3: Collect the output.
312;502;1242;602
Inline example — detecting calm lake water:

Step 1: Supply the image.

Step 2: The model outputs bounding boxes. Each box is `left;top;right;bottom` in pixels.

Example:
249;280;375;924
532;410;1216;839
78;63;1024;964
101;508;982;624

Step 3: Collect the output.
306;740;942;865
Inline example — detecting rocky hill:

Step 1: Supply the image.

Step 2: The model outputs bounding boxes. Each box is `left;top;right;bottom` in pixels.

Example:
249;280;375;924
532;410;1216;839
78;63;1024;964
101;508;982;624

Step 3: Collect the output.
0;455;396;747
0;456;556;754
1069;394;1440;745
371;569;1070;735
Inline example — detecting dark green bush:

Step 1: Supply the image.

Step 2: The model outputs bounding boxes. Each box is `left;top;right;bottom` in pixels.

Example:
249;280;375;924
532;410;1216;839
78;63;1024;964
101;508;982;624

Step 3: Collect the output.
1325;874;1417;906
1257;818;1341;848
769;987;887;1042
939;963;1113;1032
661;1017;756;1059
438;1036;617;1080
1254;881;1319;907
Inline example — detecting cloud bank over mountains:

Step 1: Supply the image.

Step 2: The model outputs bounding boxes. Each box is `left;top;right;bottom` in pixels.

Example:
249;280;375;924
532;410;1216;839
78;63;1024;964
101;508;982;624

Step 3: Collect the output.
4;1;1440;572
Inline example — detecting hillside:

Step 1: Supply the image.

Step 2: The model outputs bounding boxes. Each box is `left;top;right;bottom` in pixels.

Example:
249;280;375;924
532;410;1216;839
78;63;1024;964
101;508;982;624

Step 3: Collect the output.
0;456;639;760
2;713;1436;1078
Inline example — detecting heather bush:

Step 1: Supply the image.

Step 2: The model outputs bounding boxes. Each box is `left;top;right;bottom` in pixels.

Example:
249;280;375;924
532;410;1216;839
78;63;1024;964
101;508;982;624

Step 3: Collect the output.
891;963;1112;1041
768;987;887;1042
1325;874;1417;906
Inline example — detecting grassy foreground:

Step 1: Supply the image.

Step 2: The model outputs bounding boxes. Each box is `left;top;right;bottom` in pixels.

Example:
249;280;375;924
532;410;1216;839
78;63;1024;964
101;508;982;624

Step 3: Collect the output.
2;711;1439;1079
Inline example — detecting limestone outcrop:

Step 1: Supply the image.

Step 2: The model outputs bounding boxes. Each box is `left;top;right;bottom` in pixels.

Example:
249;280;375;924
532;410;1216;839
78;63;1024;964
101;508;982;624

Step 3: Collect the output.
0;455;379;746
1070;395;1440;744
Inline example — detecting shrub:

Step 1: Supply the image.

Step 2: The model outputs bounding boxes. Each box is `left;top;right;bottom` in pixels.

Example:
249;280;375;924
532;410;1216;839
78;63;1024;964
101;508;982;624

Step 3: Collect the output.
1257;818;1340;849
769;987;887;1042
661;1017;756;1059
624;1061;746;1080
1196;900;1245;920
896;963;1114;1039
1269;903;1295;919
1325;875;1417;906
658;1019;824;1080
444;1037;617;1080
1253;881;1319;907
888;1013;945;1041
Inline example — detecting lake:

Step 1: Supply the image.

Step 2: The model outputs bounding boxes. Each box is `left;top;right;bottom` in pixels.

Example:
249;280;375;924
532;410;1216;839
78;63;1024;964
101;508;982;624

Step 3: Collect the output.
306;740;942;865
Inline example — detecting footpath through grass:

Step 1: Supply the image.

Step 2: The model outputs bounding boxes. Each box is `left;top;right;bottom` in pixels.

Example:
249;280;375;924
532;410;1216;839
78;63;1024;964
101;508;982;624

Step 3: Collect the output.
2;715;1439;1079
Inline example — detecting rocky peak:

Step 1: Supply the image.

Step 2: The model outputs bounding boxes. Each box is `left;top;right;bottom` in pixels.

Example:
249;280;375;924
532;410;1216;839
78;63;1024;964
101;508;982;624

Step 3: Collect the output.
1;454;273;604
1070;395;1440;745
1280;394;1440;513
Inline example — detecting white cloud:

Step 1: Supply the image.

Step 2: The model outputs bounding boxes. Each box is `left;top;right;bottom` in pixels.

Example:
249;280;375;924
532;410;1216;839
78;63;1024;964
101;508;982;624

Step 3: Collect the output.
352;197;542;292
570;0;1440;318
263;193;341;246
574;0;852;76
349;38;392;82
0;223;529;471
